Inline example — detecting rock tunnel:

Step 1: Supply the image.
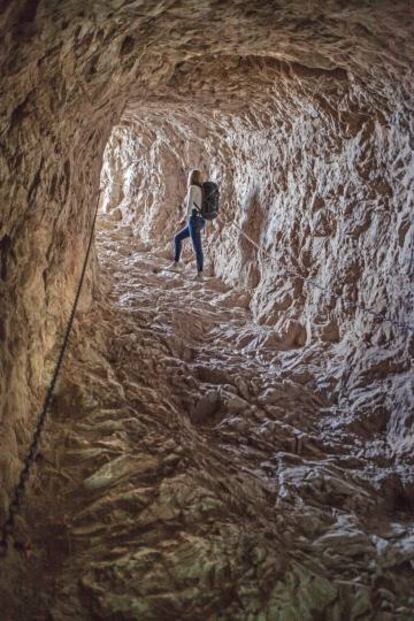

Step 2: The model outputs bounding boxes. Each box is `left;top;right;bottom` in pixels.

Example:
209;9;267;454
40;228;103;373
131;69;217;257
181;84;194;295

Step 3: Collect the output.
1;1;414;618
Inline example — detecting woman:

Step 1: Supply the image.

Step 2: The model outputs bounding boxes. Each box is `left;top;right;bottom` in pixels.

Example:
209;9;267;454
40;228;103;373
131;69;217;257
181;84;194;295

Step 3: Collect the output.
168;169;205;280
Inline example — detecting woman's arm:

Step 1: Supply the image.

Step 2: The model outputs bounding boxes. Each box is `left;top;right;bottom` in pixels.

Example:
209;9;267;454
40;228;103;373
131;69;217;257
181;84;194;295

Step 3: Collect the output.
185;185;193;217
188;185;202;213
184;185;199;218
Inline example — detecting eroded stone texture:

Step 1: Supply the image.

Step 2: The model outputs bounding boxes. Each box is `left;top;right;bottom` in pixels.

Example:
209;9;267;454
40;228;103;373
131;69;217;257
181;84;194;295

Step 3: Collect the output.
1;222;413;618
0;0;414;618
103;51;414;455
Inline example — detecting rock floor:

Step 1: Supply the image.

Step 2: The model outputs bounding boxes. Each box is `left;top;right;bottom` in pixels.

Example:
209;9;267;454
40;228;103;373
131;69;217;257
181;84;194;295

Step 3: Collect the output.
1;216;413;620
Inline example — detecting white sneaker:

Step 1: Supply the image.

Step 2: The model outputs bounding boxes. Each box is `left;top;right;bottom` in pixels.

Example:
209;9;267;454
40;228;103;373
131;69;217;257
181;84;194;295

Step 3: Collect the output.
195;272;203;281
166;262;183;272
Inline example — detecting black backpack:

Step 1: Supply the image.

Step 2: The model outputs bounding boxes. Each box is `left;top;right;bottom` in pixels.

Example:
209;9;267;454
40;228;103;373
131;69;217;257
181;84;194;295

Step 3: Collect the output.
199;181;219;220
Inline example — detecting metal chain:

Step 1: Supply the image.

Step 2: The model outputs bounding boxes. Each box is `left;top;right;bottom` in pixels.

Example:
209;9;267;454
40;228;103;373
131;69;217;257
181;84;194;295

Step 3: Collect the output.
2;190;409;556
0;188;102;558
228;219;414;335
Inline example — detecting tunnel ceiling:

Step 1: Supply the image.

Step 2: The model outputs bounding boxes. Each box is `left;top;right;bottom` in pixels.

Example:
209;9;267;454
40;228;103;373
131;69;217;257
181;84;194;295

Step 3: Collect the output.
2;1;412;124
1;1;414;618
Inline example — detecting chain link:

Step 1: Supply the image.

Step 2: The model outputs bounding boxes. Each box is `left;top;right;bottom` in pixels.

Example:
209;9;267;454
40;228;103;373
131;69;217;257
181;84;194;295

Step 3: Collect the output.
0;188;102;558
1;194;411;556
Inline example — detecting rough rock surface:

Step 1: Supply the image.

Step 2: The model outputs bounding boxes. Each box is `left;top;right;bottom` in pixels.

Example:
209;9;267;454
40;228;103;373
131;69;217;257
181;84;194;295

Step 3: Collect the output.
0;0;414;618
1;218;414;618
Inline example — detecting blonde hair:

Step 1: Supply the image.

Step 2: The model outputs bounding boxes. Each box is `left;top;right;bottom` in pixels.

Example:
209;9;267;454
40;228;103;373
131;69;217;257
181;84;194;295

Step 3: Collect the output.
188;169;202;186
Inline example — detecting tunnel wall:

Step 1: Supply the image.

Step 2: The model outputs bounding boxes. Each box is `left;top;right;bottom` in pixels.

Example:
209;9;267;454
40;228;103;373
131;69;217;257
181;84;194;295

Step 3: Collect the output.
1;0;414;518
103;68;414;350
101;60;414;459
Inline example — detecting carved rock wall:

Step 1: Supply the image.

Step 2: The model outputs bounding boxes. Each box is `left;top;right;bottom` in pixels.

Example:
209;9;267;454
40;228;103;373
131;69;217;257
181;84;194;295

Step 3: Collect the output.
102;55;414;459
0;0;413;561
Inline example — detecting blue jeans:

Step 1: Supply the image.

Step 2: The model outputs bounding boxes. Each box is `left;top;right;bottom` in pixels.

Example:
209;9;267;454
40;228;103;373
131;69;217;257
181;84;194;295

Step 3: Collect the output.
174;213;205;272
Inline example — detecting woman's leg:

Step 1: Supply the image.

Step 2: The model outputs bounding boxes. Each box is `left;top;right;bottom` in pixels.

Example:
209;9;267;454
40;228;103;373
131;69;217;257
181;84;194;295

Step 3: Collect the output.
174;225;190;262
189;216;204;272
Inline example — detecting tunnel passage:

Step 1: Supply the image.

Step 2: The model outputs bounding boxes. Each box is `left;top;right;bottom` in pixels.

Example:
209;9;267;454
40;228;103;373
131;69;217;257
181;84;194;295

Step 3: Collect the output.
1;1;414;618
